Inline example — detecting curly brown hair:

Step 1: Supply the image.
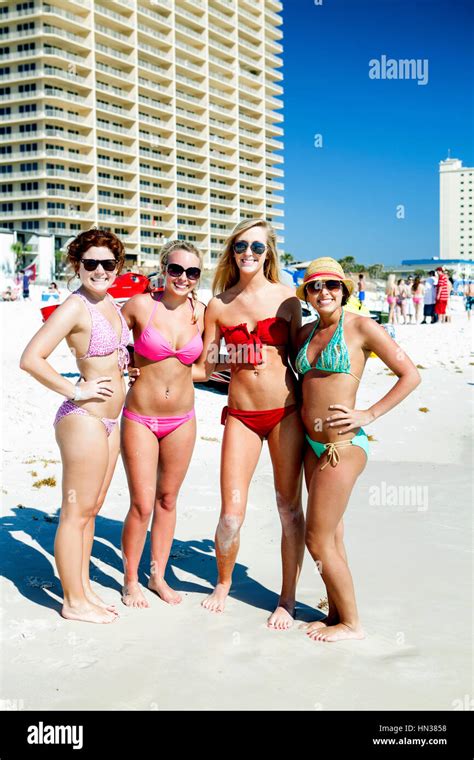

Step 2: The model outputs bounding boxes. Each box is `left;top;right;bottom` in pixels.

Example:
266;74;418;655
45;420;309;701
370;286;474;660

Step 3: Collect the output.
67;229;125;283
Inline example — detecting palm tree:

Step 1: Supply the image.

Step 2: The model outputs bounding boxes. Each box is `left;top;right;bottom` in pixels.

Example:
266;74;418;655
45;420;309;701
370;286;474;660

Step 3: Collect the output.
280;252;295;266
11;241;32;269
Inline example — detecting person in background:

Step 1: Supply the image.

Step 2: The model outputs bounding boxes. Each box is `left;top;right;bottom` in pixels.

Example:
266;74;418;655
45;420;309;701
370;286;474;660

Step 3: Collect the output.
357;274;366;308
20;269;32;300
405;277;415;324
396;279;408;324
1;285;18;302
385;274;397;325
46;281;60;301
435;267;449;324
411;277;425;324
445;276;454;323
464;281;474;320
421;270;438;324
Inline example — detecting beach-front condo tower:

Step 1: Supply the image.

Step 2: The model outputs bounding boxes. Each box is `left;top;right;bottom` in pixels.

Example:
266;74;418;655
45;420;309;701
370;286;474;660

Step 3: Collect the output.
439;157;474;261
0;0;284;269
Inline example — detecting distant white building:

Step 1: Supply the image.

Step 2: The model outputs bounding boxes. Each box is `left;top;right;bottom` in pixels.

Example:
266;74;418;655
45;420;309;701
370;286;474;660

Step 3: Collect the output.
439;157;473;261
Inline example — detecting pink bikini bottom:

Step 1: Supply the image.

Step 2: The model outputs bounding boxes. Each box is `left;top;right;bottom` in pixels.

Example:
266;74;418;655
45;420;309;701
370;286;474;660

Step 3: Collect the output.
122;407;195;440
54;400;118;437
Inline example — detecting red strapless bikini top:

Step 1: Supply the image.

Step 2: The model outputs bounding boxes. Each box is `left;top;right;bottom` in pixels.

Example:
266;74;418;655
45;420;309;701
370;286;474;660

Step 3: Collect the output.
220;316;289;365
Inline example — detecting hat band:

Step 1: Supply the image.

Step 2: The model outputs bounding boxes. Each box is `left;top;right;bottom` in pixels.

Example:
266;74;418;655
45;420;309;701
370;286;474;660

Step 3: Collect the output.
304;271;344;284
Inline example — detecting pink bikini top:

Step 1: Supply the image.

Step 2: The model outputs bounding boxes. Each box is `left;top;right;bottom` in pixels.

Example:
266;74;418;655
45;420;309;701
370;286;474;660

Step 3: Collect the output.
134;293;203;365
74;291;130;371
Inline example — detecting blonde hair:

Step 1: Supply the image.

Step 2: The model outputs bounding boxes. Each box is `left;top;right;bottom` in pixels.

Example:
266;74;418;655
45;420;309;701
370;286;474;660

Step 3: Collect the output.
159;239;203;324
386;273;396;295
212;219;281;295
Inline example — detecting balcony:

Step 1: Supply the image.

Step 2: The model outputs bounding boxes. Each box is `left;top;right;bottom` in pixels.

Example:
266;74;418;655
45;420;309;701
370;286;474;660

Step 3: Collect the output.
42;23;89;48
96;61;133;83
137;23;171;45
175;5;205;27
44;167;92;182
175;23;205;43
176;175;207;187
239;67;263;83
96;101;134;119
42;3;85;26
138;40;172;63
43;65;90;87
137;4;172;28
97;138;132;155
95;23;132;45
48;208;91;219
95;4;132;29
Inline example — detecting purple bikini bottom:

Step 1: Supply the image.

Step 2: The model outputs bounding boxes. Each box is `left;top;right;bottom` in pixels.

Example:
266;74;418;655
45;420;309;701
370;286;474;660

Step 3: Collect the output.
54;399;118;437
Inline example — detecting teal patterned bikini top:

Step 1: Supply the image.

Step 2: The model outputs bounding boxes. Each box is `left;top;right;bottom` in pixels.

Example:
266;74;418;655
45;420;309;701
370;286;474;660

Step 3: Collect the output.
295;310;360;382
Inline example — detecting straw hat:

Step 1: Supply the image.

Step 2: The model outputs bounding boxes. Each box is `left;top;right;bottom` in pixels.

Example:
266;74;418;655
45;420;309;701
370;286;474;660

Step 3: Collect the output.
296;257;354;300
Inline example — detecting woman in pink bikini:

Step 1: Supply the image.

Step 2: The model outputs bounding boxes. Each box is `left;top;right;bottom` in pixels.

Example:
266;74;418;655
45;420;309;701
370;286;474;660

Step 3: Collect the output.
192;219;305;630
411;276;425;324
20;230;130;624
120;240;205;608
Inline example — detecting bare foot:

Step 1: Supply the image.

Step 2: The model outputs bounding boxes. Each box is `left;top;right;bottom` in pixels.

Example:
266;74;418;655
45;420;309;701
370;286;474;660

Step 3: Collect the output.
267;603;295;630
121;581;150;609
61;602;117;624
307;622;365;642
299;614;339;633
83;586;118;615
148;577;182;605
201;582;230;613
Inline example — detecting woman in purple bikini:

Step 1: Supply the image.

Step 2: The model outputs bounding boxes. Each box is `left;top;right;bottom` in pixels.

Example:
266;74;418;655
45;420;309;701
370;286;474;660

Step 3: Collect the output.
120;240;205;609
20;230;130;624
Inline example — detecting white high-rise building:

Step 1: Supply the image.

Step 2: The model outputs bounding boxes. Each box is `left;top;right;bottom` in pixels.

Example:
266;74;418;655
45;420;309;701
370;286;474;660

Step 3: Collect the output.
439;156;473;261
0;0;284;270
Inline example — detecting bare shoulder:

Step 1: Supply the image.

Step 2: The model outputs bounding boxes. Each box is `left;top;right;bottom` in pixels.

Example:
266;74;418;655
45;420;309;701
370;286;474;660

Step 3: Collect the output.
59;292;84;314
204;294;225;319
278;282;297;297
194;299;206;317
53;292;85;323
122;291;152;315
349;312;388;345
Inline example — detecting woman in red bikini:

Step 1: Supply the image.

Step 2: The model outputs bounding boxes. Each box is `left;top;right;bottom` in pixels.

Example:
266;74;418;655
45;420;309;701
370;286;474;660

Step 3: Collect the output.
192;219;305;629
120;241;205;608
20;229;129;624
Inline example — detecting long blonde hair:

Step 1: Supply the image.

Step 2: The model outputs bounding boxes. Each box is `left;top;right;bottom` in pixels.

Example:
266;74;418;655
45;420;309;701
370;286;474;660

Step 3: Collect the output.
212;219;281;295
386;273;396;295
159;239;203;324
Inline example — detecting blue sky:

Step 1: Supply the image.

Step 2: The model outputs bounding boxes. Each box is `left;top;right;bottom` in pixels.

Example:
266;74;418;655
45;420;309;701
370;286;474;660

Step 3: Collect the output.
281;0;474;265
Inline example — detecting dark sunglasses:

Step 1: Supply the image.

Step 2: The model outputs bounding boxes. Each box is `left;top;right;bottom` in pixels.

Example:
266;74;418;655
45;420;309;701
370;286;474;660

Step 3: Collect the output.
306;280;343;294
233;240;266;256
167;263;201;281
80;258;117;272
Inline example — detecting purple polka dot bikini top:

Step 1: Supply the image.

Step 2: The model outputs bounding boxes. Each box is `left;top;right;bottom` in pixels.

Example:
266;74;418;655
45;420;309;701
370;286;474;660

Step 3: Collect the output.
73;290;130;371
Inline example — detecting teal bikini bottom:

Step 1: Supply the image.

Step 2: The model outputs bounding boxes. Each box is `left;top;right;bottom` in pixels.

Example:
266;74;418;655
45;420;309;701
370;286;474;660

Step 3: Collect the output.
306;427;369;469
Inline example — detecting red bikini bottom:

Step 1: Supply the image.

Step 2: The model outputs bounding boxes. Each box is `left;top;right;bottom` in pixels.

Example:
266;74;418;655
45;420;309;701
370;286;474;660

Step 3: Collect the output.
221;404;297;439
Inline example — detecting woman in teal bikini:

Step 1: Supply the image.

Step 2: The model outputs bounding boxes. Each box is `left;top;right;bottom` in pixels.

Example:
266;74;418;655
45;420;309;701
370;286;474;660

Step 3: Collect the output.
295;258;420;642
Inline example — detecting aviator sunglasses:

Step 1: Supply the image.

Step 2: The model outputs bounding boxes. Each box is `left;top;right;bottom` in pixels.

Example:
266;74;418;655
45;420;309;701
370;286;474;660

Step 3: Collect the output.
306;280;343;294
233;240;266;256
80;258;117;272
167;263;201;281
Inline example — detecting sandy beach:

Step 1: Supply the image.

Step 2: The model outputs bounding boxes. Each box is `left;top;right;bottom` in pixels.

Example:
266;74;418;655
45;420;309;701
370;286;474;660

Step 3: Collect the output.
1;291;472;711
